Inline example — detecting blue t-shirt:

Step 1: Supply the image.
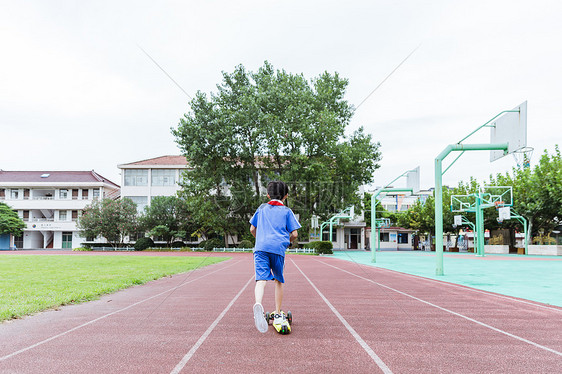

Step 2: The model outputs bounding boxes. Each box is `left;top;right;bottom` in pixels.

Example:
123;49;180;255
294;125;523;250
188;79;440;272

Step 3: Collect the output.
249;202;301;256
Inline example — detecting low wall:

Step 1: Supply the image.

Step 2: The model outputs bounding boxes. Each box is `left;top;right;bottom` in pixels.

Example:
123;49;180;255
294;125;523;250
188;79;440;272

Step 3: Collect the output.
484;245;510;254
528;245;562;256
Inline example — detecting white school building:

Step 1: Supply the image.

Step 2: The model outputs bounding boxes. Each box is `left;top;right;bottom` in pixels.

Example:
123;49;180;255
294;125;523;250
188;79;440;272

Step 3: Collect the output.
0;170;119;249
117;155;189;213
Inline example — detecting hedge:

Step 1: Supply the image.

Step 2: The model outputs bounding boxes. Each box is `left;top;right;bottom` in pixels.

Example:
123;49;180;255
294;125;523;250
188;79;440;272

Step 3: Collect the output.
134;237;154;251
304;241;333;254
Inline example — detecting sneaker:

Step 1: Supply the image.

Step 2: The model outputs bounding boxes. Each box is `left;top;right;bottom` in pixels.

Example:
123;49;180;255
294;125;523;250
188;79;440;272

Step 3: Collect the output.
253;303;268;333
272;312;291;334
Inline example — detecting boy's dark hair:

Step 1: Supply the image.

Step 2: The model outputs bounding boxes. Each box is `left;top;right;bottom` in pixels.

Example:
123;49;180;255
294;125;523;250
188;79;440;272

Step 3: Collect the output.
267;181;289;200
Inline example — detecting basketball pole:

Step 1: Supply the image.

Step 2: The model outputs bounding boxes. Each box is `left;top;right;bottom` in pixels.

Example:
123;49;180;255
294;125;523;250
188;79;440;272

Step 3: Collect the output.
434;143;508;275
475;192;485;257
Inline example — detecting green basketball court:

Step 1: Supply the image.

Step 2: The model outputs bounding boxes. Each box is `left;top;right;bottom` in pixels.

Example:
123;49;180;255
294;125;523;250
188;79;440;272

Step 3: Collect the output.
331;250;562;307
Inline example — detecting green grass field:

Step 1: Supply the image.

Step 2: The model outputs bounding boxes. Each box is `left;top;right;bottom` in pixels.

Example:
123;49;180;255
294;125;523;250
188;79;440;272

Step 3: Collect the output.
0;255;228;322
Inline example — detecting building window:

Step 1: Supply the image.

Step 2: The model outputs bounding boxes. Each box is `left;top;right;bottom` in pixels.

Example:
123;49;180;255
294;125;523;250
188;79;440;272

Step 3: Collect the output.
72;211;78;221
133;233;145;241
124;169;148;186
11;190;19;200
0;189;4;199
23;210;29;221
380;232;390;242
59;211;67;221
151;169;176;186
93;189;100;199
398;233;409;244
82;189;89;199
124;196;148;213
59;189;68;199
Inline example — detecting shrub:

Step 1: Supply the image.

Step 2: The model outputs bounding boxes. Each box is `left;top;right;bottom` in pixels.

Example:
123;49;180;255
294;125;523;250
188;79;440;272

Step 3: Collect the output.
201;238;223;251
304;241;333;254
238;239;254;249
134;237;154;251
171;241;185;248
72;247;92;252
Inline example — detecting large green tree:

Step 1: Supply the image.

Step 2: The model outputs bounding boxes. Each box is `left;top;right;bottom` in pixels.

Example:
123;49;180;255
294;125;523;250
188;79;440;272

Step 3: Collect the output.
0;202;25;237
173;62;381;245
490;146;562;238
77;198;138;248
139;196;193;246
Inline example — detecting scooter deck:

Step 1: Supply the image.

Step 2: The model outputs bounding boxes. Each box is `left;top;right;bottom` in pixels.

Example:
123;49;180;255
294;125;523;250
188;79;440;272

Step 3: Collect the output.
265;311;293;334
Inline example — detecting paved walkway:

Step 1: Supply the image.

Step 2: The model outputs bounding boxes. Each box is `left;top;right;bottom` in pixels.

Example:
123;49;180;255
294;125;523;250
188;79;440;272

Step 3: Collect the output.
332;251;562;307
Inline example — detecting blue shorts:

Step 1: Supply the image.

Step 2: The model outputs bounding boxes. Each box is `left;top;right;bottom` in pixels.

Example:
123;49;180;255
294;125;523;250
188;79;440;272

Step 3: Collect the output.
254;251;285;283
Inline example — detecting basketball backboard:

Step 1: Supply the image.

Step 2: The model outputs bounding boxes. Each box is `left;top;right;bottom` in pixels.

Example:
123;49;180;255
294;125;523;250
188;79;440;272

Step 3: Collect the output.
482;185;513;207
451;194;476;213
454;215;463;226
490;101;527;162
498;206;511;221
375;218;391;228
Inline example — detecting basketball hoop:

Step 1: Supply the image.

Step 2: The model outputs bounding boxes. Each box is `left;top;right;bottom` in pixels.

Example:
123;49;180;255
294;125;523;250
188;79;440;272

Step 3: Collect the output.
512;146;534;168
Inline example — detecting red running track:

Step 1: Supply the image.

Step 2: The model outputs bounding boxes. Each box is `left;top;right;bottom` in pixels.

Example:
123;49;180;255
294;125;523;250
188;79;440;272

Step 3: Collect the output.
1;253;561;373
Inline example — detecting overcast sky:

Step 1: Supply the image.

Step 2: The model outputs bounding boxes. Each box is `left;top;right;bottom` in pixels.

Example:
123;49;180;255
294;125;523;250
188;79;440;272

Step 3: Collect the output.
2;1;561;191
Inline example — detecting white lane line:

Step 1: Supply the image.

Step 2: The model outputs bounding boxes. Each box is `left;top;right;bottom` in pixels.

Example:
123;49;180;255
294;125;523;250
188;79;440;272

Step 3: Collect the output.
0;259;240;362
320;260;562;357
291;260;393;374
170;276;253;374
336;258;562;313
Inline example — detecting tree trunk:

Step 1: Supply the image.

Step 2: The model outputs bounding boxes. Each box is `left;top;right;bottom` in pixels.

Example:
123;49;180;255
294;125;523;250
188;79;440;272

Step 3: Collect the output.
253;169;260;197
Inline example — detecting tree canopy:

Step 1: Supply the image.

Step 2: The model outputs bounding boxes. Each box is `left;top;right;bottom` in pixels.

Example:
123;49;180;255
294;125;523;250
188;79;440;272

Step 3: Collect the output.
173;61;381;245
0;202;25;237
139;196;193;246
77;198;138;247
490;146;562;237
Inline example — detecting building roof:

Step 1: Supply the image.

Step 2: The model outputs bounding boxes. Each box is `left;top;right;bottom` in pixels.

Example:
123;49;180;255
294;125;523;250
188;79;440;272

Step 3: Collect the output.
0;170;119;187
119;155;188;167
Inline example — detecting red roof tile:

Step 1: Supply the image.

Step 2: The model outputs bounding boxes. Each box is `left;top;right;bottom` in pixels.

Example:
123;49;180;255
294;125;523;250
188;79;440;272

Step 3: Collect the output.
120;155;188;166
0;171;119;187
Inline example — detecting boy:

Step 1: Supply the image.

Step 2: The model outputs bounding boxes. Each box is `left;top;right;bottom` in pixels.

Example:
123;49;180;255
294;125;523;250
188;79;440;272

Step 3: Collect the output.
250;181;301;333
